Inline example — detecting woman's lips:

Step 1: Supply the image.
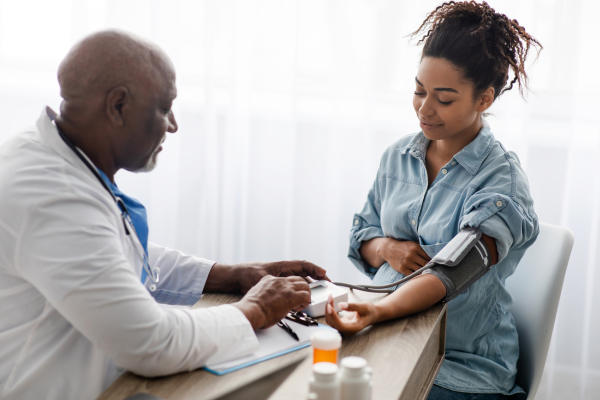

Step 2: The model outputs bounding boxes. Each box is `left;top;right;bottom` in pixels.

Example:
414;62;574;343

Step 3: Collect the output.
420;121;442;131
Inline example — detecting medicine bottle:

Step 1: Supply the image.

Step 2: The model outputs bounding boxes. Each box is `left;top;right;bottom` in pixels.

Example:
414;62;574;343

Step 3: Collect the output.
311;331;342;364
339;357;372;400
309;362;340;400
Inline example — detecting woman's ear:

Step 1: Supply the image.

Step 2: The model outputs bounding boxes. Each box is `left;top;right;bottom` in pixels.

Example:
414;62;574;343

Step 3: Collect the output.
105;86;130;126
476;87;495;112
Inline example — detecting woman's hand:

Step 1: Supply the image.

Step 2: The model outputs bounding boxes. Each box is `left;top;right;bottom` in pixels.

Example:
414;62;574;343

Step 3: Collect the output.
325;295;378;336
378;238;431;275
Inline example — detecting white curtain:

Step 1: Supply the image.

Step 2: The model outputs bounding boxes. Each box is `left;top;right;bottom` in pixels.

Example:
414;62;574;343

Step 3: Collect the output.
1;0;599;398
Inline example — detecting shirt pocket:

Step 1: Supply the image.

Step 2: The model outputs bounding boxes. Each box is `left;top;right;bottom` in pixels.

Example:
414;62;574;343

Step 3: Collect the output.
420;241;450;259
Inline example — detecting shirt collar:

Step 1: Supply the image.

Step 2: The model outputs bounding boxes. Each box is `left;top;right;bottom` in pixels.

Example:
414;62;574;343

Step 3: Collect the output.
452;121;496;176
397;132;429;161
398;121;496;176
38;107;82;169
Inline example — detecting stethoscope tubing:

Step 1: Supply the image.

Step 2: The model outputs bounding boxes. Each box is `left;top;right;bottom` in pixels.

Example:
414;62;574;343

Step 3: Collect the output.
50;112;159;291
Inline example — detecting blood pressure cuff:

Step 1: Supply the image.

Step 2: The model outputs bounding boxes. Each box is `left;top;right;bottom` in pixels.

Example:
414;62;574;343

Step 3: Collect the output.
422;227;492;302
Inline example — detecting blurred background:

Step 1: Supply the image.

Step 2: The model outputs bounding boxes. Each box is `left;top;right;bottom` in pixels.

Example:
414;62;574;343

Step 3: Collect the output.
1;0;598;398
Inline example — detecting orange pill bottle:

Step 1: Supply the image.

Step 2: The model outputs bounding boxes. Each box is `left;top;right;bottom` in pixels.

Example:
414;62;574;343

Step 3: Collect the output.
311;331;342;364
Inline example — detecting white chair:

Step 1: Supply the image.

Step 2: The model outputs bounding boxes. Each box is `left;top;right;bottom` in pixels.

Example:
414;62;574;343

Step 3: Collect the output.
505;222;574;400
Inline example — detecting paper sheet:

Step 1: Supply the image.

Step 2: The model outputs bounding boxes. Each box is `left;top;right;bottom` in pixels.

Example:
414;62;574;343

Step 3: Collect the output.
204;321;334;375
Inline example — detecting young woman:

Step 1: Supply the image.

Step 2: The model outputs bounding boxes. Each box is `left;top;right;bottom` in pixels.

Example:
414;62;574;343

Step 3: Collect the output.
325;2;542;399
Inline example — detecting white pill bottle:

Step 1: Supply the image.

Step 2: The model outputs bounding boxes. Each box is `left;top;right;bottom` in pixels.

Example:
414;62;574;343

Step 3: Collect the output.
309;362;340;400
339;357;372;400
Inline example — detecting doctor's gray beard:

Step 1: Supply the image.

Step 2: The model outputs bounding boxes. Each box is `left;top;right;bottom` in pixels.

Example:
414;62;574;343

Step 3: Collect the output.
133;147;160;173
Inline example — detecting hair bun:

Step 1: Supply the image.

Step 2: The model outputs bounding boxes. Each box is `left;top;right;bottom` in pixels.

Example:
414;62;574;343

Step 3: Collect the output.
411;1;542;100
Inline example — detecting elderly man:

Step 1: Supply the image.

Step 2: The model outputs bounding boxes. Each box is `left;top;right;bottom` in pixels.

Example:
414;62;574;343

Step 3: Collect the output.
0;30;326;400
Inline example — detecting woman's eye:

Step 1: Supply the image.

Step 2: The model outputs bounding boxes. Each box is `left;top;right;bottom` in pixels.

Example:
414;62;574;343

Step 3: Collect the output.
414;91;426;96
438;100;453;105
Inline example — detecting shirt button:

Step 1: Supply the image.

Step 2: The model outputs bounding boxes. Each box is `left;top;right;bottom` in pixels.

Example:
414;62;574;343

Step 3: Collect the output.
412;220;416;226
451;161;456;166
354;219;359;225
442;169;448;175
496;201;503;207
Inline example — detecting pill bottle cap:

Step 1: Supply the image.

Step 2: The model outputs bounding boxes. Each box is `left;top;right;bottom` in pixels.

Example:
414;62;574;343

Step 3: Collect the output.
341;356;368;377
312;362;339;382
311;331;342;350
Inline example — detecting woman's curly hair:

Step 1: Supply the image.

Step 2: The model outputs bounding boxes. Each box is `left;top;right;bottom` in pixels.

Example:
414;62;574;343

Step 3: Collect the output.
411;1;542;99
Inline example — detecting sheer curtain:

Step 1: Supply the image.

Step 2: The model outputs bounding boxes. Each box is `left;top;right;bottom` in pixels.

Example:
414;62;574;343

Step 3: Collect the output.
1;0;599;398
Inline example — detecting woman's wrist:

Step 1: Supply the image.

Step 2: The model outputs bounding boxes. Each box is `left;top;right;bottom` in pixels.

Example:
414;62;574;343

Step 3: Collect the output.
375;237;390;264
369;302;386;325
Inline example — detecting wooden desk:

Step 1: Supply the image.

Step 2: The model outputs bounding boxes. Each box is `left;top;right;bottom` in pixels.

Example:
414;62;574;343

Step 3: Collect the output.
98;292;446;400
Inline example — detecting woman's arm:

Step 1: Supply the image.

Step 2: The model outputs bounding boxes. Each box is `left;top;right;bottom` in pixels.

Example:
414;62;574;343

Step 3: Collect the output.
327;234;498;336
325;274;446;335
360;237;431;273
481;234;498;265
358;237;388;268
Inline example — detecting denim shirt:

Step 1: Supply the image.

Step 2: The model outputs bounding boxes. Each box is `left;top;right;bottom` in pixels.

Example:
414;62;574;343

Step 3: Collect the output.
348;123;539;395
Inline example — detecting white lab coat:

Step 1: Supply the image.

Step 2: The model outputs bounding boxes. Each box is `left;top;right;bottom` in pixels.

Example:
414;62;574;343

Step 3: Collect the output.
0;109;259;400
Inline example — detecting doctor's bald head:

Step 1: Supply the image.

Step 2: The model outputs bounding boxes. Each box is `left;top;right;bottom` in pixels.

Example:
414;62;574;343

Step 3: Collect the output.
58;30;173;105
55;30;178;176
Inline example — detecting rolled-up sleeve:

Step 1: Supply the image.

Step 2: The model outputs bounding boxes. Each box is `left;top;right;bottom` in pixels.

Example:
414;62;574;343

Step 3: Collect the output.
458;156;539;263
348;170;385;277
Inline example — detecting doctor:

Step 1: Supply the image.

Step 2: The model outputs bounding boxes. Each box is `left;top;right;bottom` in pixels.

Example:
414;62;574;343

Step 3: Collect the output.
0;30;326;400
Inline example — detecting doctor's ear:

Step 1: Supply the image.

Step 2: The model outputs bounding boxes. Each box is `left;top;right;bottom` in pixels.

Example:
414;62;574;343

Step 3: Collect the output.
475;87;495;113
105;86;130;126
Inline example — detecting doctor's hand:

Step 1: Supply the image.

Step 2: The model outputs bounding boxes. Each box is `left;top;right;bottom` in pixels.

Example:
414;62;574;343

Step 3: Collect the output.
232;275;311;330
378;239;431;276
205;260;329;294
236;260;329;294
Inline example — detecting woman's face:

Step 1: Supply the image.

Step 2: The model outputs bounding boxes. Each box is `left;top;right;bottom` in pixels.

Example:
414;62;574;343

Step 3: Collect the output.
413;57;493;142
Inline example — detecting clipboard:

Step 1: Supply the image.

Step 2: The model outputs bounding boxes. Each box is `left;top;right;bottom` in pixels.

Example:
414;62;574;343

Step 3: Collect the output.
204;321;334;375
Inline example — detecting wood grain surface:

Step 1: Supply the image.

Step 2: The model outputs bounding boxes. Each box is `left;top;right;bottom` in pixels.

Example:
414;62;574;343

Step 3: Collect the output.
97;291;446;400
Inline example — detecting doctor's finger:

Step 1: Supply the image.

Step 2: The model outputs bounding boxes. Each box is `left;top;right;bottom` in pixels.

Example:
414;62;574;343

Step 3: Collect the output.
285;275;309;283
289;280;311;293
285;275;311;286
289;261;330;282
288;291;311;308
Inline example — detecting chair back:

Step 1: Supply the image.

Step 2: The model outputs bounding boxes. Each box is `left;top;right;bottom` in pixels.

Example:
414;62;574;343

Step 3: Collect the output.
505;222;574;399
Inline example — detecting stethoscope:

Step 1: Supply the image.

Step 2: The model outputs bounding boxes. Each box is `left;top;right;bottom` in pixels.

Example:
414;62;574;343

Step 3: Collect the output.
47;107;160;291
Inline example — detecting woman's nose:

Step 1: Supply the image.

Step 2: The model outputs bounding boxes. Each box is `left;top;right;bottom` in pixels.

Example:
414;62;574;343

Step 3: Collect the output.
419;97;436;116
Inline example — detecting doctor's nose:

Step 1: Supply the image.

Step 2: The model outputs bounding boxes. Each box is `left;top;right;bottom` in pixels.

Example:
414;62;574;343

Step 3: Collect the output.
168;112;178;133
